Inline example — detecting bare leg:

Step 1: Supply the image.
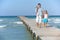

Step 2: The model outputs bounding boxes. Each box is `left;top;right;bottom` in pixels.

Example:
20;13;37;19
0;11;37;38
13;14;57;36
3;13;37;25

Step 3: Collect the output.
45;23;47;27
39;23;41;28
36;23;39;27
44;23;47;27
44;23;46;27
42;23;47;27
41;23;44;27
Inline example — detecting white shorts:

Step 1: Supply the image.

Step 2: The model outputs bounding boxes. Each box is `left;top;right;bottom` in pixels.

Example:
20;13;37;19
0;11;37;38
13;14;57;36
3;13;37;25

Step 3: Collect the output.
36;16;42;23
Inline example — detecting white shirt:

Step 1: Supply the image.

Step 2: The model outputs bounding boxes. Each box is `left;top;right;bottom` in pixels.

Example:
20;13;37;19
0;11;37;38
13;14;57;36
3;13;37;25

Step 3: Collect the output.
44;14;48;18
38;8;42;16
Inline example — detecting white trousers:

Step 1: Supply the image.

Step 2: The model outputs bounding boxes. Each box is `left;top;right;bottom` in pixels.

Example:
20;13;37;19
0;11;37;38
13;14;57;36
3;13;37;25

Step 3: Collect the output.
36;16;42;24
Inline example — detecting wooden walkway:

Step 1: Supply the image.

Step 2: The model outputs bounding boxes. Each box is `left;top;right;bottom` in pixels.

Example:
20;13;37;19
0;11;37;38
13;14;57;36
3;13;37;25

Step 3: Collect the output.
19;16;60;40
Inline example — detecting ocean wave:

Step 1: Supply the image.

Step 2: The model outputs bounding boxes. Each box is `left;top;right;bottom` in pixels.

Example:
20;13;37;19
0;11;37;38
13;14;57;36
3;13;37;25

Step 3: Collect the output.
48;19;51;21
53;18;60;23
0;19;3;21
0;25;7;28
52;26;60;30
13;21;23;24
54;21;60;23
54;19;60;21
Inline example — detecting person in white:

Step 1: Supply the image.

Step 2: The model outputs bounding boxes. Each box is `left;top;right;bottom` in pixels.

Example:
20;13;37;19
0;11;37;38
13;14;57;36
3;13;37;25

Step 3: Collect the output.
35;3;43;27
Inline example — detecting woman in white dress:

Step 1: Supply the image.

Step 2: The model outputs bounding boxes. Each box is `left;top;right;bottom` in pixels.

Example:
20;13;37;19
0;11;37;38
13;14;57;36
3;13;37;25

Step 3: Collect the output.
35;3;43;27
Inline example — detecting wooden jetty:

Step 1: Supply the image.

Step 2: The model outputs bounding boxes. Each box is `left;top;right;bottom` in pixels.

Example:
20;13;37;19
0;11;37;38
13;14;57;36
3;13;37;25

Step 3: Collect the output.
19;16;60;40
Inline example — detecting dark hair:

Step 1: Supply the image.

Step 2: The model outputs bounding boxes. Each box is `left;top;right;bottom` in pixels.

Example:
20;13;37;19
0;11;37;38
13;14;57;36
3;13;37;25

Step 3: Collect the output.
46;10;48;14
38;3;41;6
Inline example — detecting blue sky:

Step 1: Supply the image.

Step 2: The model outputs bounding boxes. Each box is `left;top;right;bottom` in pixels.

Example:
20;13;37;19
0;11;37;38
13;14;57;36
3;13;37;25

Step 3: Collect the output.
0;0;60;16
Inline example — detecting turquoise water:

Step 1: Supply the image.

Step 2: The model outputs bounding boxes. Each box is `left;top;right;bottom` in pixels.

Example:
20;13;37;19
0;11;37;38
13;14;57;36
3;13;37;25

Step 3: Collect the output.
26;16;60;29
0;16;33;40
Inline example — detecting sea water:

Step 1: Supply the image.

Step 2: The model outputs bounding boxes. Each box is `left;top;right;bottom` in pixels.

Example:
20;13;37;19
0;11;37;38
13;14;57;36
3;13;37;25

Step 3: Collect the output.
0;16;33;40
26;16;60;29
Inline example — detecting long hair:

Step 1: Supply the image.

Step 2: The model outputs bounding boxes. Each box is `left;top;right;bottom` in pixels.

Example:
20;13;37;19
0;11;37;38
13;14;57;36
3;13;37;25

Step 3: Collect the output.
42;10;48;18
36;3;41;12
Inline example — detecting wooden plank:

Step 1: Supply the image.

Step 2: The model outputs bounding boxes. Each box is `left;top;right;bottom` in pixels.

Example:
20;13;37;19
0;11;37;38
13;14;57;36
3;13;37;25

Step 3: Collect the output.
19;16;60;40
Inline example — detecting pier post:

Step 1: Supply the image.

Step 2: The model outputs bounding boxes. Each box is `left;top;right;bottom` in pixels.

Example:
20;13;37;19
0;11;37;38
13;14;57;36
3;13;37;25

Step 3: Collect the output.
32;33;36;40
